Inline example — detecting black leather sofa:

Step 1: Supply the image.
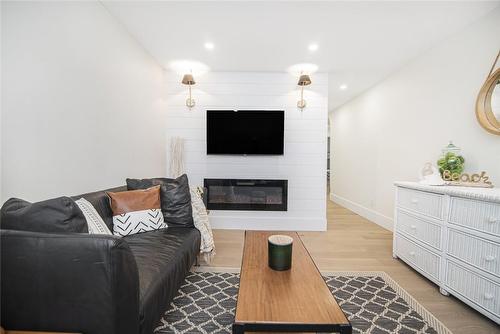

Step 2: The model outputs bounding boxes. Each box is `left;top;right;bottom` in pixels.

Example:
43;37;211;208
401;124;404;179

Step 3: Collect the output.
1;186;201;334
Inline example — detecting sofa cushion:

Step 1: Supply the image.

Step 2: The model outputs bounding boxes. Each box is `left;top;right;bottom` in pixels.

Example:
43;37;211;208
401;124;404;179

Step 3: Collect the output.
0;197;88;233
124;227;201;334
126;174;194;228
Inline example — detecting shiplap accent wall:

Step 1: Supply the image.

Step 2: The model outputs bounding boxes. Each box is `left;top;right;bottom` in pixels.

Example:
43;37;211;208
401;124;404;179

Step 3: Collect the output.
164;72;328;231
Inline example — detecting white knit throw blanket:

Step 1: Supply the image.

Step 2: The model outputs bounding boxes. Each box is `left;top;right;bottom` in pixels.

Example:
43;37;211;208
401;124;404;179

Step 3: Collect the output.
190;187;216;263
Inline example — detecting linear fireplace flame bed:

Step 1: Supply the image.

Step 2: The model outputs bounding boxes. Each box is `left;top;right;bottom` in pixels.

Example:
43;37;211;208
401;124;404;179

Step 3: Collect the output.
204;179;288;211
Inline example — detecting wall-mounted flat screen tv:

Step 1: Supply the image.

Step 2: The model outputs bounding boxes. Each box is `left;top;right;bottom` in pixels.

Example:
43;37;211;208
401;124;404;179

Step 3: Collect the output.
207;110;284;155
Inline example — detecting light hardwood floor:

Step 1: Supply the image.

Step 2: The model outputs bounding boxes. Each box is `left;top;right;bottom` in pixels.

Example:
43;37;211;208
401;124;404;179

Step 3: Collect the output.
204;201;500;334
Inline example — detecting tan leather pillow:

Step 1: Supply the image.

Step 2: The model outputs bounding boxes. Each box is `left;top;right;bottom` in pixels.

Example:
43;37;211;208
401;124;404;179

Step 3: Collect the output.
108;186;161;215
107;186;166;237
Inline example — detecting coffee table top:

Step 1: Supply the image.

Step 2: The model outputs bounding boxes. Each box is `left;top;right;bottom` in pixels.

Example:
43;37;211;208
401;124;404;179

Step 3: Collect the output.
234;231;350;326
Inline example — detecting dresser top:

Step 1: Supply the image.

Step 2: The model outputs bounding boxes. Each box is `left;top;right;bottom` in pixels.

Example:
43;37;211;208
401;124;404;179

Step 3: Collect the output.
394;181;500;204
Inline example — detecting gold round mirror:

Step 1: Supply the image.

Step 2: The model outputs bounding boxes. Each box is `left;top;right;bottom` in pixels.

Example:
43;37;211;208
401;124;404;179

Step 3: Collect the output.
476;51;500;136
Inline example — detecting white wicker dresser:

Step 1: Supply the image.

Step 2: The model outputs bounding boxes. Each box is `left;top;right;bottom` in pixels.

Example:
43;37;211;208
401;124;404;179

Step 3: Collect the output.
393;181;500;324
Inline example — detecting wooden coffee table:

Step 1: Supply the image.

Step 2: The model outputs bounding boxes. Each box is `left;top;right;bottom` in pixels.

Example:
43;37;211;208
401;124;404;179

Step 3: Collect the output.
233;231;352;333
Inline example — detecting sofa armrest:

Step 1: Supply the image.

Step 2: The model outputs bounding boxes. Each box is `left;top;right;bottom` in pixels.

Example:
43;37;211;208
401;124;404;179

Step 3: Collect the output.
1;230;140;334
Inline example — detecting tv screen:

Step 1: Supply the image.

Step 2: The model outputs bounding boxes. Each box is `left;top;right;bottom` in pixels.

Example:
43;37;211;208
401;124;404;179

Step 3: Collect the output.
207;110;284;155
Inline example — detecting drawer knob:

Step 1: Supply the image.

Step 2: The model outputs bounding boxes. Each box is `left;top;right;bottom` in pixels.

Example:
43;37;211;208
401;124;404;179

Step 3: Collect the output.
484;293;494;300
411;199;419;204
485;255;496;262
487;217;499;224
410;225;417;230
409;251;416;256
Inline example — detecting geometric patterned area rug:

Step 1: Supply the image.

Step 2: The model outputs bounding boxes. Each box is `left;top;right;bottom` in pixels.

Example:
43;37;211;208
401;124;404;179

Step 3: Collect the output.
155;270;451;334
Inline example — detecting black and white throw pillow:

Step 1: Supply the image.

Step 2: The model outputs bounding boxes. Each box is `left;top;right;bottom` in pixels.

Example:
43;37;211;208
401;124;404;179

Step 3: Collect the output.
112;208;165;237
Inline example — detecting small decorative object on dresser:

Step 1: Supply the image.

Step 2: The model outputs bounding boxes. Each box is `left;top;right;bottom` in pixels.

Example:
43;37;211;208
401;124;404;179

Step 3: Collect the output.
419;162;444;186
442;170;494;188
435;141;493;188
393;181;500;324
437;141;465;178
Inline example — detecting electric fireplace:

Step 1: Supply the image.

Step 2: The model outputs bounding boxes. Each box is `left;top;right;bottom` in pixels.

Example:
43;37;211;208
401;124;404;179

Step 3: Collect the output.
204;179;288;211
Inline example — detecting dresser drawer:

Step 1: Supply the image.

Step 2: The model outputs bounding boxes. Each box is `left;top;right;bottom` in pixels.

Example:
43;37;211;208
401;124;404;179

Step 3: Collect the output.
396;210;441;250
397;187;444;220
445;260;500;316
449;197;500;237
395;234;440;282
447;229;500;278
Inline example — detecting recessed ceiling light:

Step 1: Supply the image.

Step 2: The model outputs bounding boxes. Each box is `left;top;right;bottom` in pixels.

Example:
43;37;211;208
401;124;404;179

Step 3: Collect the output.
308;44;319;52
339;84;348;90
204;42;215;50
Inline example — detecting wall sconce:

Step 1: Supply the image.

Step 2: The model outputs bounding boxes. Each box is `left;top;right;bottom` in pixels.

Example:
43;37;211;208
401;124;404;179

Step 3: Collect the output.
182;73;196;109
297;74;312;110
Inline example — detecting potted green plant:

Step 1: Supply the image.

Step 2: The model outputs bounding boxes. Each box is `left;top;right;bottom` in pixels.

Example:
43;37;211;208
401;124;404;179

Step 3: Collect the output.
437;141;465;177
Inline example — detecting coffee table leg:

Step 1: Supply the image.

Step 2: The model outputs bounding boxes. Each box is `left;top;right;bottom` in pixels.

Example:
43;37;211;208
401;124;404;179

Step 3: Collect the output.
232;323;245;334
339;324;352;334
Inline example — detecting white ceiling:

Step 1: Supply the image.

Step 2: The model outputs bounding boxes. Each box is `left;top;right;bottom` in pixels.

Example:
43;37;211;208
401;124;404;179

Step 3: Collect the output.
103;1;499;110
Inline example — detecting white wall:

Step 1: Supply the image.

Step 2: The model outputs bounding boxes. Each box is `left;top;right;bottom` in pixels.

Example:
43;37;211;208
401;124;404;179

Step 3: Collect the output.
330;8;500;231
165;72;328;231
1;2;166;202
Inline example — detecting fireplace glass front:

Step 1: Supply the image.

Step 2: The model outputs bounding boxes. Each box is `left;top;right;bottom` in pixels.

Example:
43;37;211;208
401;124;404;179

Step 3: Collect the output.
204;179;288;211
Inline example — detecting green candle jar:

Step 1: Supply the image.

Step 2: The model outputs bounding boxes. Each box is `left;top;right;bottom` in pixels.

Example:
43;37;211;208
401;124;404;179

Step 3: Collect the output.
268;235;293;271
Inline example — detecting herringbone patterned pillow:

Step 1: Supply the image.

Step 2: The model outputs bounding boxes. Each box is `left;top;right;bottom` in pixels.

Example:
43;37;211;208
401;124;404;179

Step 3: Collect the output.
112;208;166;237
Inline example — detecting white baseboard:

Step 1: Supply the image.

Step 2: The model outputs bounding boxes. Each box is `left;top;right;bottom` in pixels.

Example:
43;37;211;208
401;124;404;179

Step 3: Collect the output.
330;193;393;231
210;215;327;231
